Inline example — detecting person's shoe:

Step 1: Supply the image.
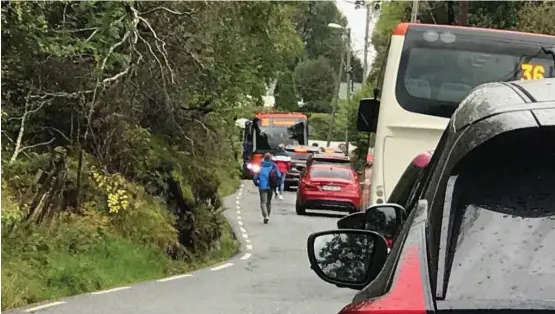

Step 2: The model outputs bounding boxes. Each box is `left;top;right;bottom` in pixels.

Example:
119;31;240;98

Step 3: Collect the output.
278;194;283;200
264;218;269;224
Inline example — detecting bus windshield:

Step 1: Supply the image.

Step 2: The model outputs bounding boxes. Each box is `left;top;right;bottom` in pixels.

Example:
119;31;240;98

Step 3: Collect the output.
253;119;307;153
397;26;555;118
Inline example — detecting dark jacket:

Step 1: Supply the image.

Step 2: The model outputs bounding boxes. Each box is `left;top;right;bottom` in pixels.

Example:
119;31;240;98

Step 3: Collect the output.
253;160;282;190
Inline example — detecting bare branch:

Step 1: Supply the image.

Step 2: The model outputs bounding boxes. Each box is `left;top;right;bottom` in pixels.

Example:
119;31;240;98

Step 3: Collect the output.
194;118;210;134
9;93;52;163
86;15;126;43
137;32;166;85
139;6;193;16
53;27;98;33
20;138;56;153
29;90;93;99
100;31;131;72
135;10;175;84
102;67;131;84
39;126;71;142
1;130;31;159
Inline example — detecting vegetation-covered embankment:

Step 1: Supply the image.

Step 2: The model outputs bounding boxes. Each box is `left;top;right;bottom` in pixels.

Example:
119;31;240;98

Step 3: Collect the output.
1;1;304;309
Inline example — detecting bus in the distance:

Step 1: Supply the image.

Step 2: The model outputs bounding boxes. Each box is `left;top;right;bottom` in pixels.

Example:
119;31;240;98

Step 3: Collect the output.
357;22;555;205
242;112;308;178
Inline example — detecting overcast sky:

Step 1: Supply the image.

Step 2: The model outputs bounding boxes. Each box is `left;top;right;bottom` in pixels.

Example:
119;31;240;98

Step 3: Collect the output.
335;0;378;72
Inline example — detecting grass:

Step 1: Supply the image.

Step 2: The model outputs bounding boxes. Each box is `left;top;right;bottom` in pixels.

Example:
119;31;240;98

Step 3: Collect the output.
1;217;239;311
1;164;242;311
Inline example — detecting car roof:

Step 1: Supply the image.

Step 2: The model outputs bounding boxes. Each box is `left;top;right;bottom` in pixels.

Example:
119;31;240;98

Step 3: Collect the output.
452;78;555;131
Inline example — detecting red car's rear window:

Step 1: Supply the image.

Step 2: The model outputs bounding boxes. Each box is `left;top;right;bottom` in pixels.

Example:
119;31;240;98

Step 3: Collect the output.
310;167;353;180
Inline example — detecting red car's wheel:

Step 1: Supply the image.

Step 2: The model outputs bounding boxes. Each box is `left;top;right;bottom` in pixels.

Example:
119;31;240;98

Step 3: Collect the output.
295;202;305;215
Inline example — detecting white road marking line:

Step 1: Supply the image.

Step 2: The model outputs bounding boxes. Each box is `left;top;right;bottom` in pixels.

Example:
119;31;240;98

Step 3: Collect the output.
236;205;241;210
157;274;193;282
210;263;233;271
237;215;242;220
240;227;247;233
245;239;251;243
25;302;66;312
90;286;130;295
241;253;252;260
238;221;244;226
236;200;240;205
246;244;253;250
242;233;249;239
236;210;241;214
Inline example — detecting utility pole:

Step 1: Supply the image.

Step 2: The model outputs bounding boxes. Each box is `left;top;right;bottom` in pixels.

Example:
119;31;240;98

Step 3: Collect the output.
410;0;419;22
458;1;469;26
344;28;352;156
326;46;345;147
447;1;455;25
362;2;371;81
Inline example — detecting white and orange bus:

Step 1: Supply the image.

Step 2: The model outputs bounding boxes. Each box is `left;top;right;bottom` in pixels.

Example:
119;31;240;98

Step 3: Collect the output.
357;22;555;205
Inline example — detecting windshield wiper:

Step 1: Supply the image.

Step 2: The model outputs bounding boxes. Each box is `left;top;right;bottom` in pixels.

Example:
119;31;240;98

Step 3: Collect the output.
502;46;555;82
541;46;555;65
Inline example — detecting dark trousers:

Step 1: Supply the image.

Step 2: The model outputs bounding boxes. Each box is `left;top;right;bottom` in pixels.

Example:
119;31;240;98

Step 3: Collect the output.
259;189;273;218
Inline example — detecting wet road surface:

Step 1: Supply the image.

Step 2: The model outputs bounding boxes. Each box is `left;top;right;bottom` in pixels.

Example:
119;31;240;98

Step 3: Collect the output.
11;181;354;314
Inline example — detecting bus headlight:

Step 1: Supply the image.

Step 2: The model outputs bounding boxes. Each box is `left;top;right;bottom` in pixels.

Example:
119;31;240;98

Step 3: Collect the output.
252;164;261;173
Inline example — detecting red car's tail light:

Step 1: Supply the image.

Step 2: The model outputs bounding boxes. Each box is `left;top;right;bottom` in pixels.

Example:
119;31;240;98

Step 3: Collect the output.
385;238;393;248
304;182;320;191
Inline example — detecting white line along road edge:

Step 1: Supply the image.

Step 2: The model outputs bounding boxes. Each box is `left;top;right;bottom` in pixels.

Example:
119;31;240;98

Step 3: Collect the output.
90;286;131;295
24;301;66;313
157;274;193;282
210;263;233;271
241;253;252;260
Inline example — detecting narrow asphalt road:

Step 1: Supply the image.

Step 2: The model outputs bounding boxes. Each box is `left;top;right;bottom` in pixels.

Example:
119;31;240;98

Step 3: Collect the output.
12;181;355;314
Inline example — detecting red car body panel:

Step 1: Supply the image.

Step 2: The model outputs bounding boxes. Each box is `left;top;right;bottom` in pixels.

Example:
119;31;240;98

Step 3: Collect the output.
339;246;427;314
298;165;362;211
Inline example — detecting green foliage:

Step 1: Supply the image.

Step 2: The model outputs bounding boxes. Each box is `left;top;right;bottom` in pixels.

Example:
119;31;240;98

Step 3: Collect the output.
294;57;337;113
274;70;299;111
1;218;175;310
516;1;555;35
1;1;302;309
273;1;365;112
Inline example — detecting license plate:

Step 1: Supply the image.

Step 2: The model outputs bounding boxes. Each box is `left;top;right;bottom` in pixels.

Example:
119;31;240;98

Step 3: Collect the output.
322;185;340;191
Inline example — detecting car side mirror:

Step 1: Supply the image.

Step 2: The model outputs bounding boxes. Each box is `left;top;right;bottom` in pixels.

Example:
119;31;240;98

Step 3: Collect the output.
295;165;305;172
307;229;388;290
337;212;366;230
364;203;406;248
356;98;380;133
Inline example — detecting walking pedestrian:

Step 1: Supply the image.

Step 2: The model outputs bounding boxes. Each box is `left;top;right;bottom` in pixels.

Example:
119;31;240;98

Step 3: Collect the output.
272;143;291;200
253;153;282;224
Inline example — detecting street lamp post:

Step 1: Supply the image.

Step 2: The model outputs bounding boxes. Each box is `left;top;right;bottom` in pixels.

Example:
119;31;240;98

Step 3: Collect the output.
326;23;351;155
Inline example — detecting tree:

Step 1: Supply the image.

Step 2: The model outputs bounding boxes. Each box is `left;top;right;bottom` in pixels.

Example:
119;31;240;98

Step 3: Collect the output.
274;70;299;111
293;57;336;113
1;2;307;308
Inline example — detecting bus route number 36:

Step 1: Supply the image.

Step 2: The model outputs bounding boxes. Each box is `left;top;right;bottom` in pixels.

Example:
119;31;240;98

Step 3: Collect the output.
521;63;545;81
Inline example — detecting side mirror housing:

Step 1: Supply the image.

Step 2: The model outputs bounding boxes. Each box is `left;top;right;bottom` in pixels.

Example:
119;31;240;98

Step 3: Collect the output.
307;229;388;290
337;212;366;230
364;203;406;247
356;98;380;133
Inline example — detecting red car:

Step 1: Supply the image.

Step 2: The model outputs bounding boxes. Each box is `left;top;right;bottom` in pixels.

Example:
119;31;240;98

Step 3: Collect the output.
296;164;361;215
